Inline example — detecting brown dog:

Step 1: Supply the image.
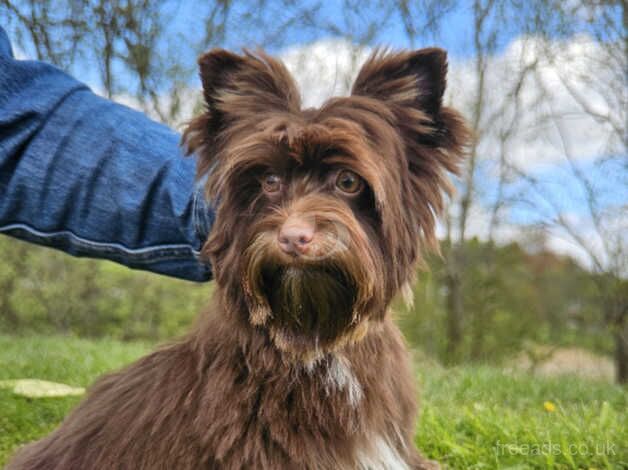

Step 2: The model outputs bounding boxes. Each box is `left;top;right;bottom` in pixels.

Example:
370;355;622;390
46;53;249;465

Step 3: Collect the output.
7;48;468;469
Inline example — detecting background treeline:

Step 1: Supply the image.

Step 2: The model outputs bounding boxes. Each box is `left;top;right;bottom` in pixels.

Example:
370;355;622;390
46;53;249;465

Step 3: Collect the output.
0;238;210;340
400;239;619;365
1;236;619;367
1;0;625;381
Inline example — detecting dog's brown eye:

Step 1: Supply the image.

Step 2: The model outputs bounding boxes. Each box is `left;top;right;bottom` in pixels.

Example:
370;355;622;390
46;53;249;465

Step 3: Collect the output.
262;174;282;193
335;170;363;194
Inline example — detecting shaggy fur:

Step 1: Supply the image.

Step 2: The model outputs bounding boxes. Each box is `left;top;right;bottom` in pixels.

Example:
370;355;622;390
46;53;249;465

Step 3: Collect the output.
7;47;469;470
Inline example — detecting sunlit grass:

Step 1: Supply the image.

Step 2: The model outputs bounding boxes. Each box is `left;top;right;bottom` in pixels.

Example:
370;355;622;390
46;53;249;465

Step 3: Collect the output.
416;362;627;469
0;335;626;469
0;335;150;466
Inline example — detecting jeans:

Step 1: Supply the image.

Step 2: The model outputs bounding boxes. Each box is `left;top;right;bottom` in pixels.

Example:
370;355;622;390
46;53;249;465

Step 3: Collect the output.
0;26;212;282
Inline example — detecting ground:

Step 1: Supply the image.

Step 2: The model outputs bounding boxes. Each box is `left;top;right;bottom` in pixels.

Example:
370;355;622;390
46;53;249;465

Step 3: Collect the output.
0;335;626;469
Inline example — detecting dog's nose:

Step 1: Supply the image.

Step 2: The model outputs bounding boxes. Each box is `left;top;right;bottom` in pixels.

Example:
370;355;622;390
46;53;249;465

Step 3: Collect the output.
278;218;315;255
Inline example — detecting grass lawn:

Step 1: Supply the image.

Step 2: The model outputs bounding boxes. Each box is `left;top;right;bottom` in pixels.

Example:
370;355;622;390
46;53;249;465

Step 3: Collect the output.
0;335;626;469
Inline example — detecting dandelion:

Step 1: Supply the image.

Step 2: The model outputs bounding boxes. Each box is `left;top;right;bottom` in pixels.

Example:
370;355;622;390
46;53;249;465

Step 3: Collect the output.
543;401;556;412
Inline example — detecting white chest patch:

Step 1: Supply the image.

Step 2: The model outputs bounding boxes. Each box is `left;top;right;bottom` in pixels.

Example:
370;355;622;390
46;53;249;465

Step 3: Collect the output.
356;436;410;470
323;355;363;407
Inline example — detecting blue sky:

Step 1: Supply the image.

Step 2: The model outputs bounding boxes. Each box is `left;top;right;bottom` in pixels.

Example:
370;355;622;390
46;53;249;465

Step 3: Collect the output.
476;157;628;226
6;1;618;91
4;0;625;267
155;1;516;75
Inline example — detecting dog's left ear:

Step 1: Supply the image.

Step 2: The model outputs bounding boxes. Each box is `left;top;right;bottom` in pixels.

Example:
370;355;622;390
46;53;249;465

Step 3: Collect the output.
184;49;301;177
352;48;470;249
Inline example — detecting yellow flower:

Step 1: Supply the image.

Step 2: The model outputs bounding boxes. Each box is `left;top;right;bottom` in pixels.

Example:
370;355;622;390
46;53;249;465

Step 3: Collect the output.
543;401;556;412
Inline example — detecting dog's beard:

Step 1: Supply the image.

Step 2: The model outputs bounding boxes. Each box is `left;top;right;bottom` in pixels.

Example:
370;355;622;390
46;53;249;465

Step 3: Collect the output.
242;227;379;354
262;263;357;343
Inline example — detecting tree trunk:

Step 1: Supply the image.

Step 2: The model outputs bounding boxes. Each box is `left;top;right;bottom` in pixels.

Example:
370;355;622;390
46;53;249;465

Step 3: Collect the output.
615;318;628;384
445;267;464;365
470;307;485;361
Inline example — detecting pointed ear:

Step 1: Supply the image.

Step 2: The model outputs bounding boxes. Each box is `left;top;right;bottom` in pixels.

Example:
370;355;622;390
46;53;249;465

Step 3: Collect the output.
197;49;247;112
198;48;300;117
350;48;469;174
183;49;300;176
351;47;447;116
353;48;470;252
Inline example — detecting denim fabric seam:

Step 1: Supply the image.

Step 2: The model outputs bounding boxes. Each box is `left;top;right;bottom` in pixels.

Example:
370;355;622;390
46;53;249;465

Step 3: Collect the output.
0;222;202;262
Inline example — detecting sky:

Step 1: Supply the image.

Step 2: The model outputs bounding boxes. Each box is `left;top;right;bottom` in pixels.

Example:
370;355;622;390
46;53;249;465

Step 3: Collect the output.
3;1;626;272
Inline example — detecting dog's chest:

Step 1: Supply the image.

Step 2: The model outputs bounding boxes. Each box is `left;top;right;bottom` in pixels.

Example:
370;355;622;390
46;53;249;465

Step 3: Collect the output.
302;356;410;470
355;436;411;470
314;354;363;407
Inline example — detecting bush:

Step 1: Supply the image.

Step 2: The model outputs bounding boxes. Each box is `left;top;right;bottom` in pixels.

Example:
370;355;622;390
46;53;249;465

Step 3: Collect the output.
0;238;210;340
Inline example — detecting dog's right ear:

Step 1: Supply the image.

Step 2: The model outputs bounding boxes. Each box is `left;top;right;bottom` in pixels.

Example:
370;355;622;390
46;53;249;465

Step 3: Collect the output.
183;49;301;178
198;49;301;122
198;49;248;119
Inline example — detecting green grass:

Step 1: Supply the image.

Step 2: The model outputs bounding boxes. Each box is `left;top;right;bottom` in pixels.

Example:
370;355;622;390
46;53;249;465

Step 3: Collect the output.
415;362;627;469
0;335;626;469
0;335;150;467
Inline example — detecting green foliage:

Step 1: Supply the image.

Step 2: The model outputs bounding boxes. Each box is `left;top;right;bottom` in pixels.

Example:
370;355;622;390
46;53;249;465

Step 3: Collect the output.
398;239;616;364
0;237;210;341
1;336;625;469
1;234;618;365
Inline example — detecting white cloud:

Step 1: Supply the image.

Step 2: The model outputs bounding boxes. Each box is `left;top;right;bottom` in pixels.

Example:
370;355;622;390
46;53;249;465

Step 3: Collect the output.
280;38;371;108
99;86;199;130
453;34;624;171
438;202;627;274
12;44;29;60
543;209;628;275
280;35;624;171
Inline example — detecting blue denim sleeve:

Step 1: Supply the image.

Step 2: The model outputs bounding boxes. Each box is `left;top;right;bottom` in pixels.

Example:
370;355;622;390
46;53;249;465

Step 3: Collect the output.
0;27;213;282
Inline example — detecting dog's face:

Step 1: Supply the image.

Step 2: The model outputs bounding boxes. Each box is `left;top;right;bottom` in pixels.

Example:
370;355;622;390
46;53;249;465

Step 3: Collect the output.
184;49;468;356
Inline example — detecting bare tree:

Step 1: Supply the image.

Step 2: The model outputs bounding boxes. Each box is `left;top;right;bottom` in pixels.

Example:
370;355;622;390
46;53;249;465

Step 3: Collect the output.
440;0;508;364
505;0;627;382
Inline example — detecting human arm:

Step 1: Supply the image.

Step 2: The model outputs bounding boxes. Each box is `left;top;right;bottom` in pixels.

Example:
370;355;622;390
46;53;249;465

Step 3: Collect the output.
0;26;212;282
